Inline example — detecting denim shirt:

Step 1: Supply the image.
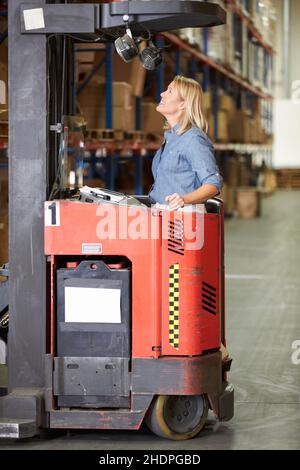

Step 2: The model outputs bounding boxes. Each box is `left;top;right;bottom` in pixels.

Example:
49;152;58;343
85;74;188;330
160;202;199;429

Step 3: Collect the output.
149;124;223;204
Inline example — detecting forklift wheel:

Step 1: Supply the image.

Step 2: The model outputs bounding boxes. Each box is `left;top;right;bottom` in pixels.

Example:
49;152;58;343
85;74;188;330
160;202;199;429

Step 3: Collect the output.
145;394;208;440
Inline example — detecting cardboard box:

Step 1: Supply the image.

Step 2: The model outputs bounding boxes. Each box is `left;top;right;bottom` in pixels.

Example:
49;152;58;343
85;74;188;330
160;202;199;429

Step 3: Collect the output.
236;187;261;219
202;92;212;114
225;185;237;215
227;157;239;186
94;52;146;97
83;178;106;188
262;168;277;194
229;110;251;143
78;81;133;109
207;110;229;142
219;94;235;117
218;110;229;142
239;163;251;186
141;102;165;133
82;105;135;131
76;44;98;79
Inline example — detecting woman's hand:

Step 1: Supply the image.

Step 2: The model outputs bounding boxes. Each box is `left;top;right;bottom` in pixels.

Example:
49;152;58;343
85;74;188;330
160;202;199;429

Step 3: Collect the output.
165;193;185;210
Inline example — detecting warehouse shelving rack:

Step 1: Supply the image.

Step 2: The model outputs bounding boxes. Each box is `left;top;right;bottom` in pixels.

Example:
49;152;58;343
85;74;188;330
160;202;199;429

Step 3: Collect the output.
227;0;274;54
74;0;274;195
0;1;275;195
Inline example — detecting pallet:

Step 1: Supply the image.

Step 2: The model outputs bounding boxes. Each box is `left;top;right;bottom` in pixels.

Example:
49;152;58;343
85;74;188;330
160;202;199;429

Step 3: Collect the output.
276;169;300;189
84;128;149;143
85;129;146;141
85;128;115;141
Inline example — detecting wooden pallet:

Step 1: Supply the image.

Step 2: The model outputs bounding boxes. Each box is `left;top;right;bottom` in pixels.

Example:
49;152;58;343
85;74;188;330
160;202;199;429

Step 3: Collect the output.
85;128;115;141
85;128;149;142
276;169;300;189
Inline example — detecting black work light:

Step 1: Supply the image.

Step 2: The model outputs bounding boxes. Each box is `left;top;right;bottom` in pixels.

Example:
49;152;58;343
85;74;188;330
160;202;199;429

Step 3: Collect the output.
114;27;139;62
139;41;162;70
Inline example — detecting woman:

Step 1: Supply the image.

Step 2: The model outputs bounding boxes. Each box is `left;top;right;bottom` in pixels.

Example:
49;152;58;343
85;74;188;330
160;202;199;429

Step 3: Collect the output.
149;75;230;363
149;75;222;210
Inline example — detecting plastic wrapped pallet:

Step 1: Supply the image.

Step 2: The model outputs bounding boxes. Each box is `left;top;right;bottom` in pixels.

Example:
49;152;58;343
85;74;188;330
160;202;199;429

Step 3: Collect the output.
179;0;227;63
241;21;248;79
223;10;235;70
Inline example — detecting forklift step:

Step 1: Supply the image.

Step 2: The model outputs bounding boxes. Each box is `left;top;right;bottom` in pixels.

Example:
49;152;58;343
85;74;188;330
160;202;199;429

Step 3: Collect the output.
0;418;37;439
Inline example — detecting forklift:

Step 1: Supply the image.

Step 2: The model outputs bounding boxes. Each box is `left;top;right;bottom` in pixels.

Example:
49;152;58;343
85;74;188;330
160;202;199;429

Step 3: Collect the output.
0;1;233;440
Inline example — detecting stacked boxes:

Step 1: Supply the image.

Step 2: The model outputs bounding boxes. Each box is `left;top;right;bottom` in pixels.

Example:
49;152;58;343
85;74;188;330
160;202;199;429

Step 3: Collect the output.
250;0;276;45
78;81;135;131
91;52;147;98
178;0;228;63
202;88;268;145
205;92;235;143
223;10;235;69
222;156;260;218
78;81;166;135
141;102;165;134
178;0;275;96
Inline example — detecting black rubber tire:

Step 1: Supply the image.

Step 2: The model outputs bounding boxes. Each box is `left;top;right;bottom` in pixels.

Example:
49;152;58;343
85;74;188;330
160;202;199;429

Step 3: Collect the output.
145;394;208;440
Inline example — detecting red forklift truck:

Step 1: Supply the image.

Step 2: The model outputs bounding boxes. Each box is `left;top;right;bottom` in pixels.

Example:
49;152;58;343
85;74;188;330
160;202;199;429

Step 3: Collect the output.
44;191;233;440
0;0;232;440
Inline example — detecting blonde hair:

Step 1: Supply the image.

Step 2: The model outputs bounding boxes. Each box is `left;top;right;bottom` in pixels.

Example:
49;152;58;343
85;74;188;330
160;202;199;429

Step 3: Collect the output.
164;75;208;135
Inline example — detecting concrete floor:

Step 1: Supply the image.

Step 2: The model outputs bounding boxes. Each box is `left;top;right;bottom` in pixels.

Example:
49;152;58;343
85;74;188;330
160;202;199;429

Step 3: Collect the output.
0;190;300;450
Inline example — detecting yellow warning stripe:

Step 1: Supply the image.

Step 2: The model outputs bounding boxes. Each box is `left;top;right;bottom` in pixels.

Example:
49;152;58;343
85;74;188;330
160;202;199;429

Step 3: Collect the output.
169;263;179;349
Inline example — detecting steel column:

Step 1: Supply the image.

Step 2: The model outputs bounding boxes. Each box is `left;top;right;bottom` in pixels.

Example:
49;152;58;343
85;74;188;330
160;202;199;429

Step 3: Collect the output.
155;37;165;102
135;96;141;130
175;48;181;75
7;0;47;391
105;43;113;129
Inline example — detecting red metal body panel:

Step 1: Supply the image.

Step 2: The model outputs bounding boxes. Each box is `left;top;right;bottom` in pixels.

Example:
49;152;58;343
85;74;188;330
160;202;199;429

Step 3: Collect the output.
45;201;161;358
161;210;221;356
45;200;223;359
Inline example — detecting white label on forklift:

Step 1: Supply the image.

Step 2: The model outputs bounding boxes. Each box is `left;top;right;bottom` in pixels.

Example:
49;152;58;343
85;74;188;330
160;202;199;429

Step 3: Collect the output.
82;243;102;254
45;202;60;227
65;287;121;323
23;8;45;31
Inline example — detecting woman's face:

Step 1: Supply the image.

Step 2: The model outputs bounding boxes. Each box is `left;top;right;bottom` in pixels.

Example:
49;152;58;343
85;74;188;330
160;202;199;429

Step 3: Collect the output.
156;81;185;118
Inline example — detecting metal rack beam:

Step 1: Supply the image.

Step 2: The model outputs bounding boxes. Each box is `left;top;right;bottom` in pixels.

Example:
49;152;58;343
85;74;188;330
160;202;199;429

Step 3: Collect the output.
161;32;273;100
226;0;274;55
